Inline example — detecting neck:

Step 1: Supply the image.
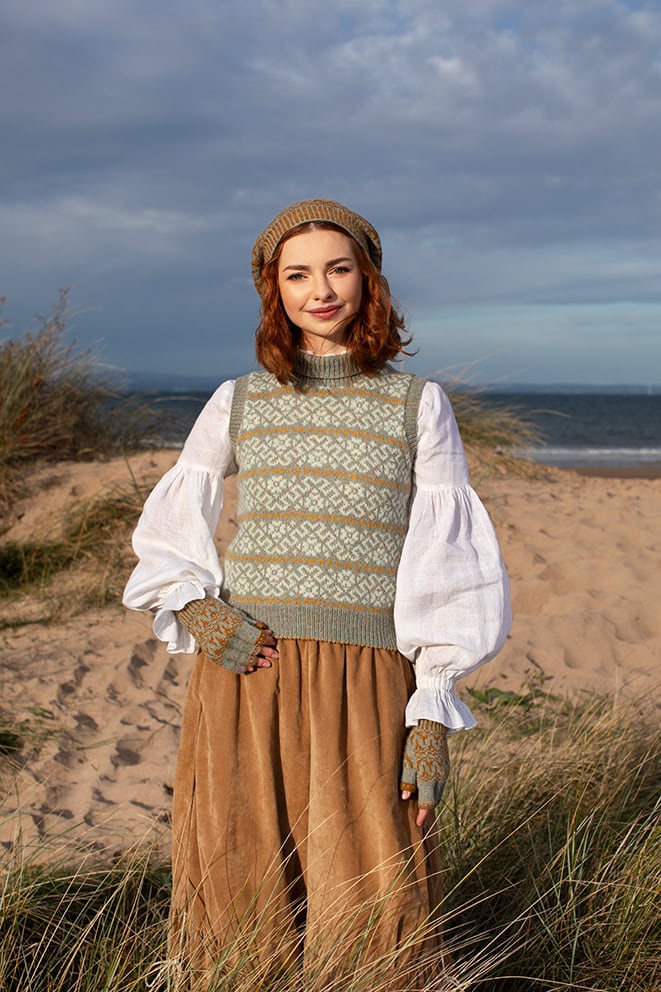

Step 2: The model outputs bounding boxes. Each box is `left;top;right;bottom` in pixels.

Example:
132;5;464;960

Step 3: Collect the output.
299;335;349;356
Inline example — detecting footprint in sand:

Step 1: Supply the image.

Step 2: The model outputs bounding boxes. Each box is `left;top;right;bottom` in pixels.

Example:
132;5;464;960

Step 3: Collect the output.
74;712;98;732
107;638;159;699
111;739;143;768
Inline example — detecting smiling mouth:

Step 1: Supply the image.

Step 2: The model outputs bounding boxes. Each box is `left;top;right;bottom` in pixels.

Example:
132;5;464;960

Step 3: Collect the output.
308;306;342;319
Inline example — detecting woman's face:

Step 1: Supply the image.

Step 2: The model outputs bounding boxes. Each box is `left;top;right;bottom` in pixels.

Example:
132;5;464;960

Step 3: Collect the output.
277;228;363;354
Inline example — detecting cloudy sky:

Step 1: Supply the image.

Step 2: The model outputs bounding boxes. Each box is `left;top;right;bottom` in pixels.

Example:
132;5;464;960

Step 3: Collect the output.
2;0;660;385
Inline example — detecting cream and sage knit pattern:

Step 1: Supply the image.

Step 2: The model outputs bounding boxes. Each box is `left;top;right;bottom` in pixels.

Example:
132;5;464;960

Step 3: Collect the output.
224;352;426;649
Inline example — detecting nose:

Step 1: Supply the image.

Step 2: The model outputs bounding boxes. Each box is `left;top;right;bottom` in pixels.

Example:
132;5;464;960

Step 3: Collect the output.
311;271;336;300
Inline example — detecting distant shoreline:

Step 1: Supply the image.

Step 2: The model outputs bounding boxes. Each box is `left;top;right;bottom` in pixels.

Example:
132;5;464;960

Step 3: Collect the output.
119;371;661;396
570;465;661;480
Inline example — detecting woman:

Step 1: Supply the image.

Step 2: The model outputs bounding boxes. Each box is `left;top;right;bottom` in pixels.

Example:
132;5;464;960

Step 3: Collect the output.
123;199;511;989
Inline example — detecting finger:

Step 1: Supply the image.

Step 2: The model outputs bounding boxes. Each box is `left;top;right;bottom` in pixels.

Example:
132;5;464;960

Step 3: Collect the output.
416;808;430;828
401;790;412;800
244;659;269;673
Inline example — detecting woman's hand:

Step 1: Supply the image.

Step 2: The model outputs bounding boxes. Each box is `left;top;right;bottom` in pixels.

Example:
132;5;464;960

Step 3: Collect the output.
400;719;450;828
244;632;279;673
400;791;431;829
177;597;278;675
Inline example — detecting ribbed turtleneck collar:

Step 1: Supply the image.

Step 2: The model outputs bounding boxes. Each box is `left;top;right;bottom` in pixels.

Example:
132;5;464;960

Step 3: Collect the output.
293;350;361;385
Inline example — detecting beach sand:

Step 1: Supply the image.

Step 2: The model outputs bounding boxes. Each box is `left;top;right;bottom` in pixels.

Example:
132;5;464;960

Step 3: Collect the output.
1;451;659;858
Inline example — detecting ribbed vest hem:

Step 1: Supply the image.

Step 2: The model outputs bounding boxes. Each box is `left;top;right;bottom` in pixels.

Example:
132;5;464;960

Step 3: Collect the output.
225;599;398;651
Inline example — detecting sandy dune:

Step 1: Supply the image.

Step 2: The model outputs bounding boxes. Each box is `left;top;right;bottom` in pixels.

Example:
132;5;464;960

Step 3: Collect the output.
1;452;659;858
477;470;660;703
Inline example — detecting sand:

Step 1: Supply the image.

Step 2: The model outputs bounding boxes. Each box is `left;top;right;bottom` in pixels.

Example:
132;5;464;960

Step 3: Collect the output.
1;451;659;858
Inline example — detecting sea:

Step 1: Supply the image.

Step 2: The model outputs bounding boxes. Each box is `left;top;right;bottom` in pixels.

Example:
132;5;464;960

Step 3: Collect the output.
128;386;661;473
484;392;661;471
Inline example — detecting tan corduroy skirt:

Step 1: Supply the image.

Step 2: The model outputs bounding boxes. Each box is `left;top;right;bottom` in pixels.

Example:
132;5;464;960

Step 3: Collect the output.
171;639;446;989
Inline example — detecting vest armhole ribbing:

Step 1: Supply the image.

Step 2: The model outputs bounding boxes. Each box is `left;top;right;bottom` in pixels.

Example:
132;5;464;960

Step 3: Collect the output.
229;375;251;451
404;376;427;457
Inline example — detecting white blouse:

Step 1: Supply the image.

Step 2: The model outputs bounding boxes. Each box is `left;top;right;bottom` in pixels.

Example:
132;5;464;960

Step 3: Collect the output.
123;379;511;732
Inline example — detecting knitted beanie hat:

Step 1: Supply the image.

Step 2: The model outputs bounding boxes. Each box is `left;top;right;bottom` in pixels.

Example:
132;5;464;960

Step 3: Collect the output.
251;198;382;295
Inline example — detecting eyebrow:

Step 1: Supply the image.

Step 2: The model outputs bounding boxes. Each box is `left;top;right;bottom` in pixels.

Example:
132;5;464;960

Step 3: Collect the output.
282;256;355;271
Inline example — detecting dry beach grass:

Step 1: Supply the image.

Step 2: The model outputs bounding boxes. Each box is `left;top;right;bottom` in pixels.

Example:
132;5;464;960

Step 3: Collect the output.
1;692;658;991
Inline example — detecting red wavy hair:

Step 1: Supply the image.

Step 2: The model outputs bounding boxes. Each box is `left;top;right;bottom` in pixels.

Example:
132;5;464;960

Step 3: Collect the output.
255;222;413;384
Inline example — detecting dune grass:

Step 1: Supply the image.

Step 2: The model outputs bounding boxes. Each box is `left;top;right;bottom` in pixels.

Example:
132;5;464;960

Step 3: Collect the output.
441;379;538;452
439;377;543;483
0;475;151;626
1;692;658;991
0;291;159;513
440;689;660;991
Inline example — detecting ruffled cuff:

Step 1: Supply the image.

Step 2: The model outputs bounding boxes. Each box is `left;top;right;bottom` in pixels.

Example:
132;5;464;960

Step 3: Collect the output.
153;581;221;654
176;596;269;674
405;676;478;733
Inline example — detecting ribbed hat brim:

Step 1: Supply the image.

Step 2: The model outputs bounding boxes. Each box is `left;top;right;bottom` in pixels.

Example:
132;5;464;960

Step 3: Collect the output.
251;198;382;294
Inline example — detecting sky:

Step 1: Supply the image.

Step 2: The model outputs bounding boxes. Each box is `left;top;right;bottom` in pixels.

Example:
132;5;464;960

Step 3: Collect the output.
1;0;660;386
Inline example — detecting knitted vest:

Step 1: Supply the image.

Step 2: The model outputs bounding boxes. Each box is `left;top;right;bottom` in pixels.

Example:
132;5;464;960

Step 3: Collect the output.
225;352;426;649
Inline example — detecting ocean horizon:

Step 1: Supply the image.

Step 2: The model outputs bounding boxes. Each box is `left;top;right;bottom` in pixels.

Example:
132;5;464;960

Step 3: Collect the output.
123;383;661;472
121;369;661;396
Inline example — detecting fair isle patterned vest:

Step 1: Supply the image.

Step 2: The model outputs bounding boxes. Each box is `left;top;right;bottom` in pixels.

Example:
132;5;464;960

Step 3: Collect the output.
224;352;426;649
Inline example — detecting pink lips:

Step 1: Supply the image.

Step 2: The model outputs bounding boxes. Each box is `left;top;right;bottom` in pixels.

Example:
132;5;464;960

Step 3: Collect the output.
307;306;342;319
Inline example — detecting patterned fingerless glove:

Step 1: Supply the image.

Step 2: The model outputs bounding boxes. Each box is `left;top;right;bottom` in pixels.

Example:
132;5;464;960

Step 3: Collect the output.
400;719;450;811
176;597;270;674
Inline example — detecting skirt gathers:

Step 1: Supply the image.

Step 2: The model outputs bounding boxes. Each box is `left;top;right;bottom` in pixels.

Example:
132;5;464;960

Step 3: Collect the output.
171;639;446;989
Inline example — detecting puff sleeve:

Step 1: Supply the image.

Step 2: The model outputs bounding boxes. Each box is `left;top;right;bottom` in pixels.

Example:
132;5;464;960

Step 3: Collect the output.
122;379;237;653
394;381;512;732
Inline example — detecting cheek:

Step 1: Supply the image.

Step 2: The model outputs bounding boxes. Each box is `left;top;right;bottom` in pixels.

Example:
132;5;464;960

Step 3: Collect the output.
278;283;300;317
